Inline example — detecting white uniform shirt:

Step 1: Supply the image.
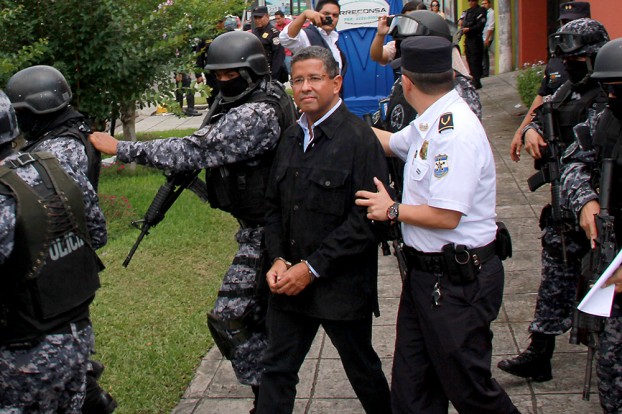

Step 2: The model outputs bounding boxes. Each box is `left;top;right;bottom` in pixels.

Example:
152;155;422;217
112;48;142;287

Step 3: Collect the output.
279;22;343;71
389;89;497;252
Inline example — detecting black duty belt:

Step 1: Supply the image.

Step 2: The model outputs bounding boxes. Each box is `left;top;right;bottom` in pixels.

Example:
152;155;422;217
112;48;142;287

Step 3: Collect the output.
402;241;497;274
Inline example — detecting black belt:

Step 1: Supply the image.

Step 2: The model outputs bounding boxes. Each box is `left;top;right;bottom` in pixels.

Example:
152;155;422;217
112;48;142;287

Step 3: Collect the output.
237;219;263;229
402;241;497;274
49;318;91;335
1;319;91;350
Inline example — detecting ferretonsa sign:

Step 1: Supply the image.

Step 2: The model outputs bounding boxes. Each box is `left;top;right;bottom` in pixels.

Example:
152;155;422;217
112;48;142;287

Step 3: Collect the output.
336;0;390;31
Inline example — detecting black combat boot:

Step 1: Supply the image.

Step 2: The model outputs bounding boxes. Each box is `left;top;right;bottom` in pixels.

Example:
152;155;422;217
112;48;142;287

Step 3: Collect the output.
82;361;117;413
249;385;260;414
497;332;555;382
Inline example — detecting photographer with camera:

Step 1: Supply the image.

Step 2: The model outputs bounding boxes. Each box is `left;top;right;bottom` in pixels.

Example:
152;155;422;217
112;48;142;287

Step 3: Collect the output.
278;0;347;77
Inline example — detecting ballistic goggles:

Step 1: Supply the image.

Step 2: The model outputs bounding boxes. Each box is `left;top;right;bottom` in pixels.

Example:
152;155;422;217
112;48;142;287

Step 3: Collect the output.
389;14;433;39
601;83;622;99
548;31;602;55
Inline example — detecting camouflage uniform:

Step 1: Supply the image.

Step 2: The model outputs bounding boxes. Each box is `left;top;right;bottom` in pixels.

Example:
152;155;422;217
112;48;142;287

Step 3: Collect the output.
522;82;604;336
560;109;622;414
0;325;93;412
26;137;89;182
0;151;106;412
454;73;482;119
116;83;281;386
211;228;267;385
598;301;622;414
0;151;107;256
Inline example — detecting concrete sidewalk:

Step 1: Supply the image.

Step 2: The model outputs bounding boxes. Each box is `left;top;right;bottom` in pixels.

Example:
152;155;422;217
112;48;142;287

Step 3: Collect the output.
150;72;603;414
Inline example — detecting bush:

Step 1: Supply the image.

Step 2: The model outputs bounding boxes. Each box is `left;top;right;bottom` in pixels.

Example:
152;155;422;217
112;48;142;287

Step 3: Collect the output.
516;61;545;107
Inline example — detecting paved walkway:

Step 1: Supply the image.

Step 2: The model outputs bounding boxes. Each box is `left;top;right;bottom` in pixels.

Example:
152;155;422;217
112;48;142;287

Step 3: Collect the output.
136;72;603;414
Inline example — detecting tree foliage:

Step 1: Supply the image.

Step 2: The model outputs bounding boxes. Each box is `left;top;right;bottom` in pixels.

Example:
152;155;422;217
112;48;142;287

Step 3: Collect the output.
0;0;246;128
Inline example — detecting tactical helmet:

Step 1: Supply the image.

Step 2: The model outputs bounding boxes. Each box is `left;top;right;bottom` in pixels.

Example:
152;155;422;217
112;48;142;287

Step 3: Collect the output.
0;91;19;145
548;18;609;58
5;65;73;114
388;10;451;41
591;38;622;81
204;31;269;77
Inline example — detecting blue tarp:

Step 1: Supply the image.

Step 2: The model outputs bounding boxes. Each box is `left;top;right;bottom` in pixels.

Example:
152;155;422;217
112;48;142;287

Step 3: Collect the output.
335;0;404;118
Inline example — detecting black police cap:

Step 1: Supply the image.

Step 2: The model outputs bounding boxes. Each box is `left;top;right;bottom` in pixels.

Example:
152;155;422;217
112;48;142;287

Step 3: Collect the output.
391;36;452;73
252;6;269;17
559;2;590;21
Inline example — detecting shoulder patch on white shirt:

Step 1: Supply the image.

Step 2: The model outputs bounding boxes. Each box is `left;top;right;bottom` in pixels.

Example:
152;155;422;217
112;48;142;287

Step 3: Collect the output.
433;154;449;178
438;112;454;133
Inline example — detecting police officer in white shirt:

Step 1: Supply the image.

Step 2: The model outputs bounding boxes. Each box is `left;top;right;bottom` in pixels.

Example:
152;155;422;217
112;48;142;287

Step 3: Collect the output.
356;36;520;413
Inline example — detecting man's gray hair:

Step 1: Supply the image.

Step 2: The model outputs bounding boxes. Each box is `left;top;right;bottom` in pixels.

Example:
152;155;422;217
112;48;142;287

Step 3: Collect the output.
291;46;340;78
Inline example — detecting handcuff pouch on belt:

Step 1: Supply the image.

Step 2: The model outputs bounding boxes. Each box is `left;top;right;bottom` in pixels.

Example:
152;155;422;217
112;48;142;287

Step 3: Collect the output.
495;221;512;260
442;243;478;284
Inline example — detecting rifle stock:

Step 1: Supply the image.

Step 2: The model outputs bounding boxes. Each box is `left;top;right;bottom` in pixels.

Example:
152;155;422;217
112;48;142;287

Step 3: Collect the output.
123;170;203;267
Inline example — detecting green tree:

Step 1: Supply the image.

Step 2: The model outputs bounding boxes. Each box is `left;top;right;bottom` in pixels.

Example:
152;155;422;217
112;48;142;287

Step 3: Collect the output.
0;0;245;140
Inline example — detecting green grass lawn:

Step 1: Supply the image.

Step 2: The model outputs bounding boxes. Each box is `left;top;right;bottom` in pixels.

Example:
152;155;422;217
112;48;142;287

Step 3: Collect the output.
93;130;238;413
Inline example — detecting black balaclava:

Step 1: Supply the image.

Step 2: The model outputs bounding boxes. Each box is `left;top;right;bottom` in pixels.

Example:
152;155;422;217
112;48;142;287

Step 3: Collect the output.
606;84;622;119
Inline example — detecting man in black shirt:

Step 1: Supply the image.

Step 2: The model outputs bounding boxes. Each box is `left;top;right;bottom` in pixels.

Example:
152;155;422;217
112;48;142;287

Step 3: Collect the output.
257;46;391;414
458;0;487;89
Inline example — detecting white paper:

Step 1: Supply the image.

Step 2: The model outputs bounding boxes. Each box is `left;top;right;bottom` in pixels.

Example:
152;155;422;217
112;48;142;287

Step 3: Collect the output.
577;249;622;317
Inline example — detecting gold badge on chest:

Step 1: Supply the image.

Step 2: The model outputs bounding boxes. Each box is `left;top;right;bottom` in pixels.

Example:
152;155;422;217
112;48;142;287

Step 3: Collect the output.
420;140;429;160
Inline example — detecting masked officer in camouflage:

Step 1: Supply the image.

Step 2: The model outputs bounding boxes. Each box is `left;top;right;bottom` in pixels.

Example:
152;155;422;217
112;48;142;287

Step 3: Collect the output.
89;30;296;413
372;10;482;133
5;65;115;413
0;90;107;412
497;18;609;382
559;37;622;414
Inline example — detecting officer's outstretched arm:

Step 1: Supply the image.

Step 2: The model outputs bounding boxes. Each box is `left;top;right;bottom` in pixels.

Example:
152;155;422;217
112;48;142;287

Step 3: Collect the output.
355;177;461;229
511;95;543;162
371;127;394;156
89;132;119;155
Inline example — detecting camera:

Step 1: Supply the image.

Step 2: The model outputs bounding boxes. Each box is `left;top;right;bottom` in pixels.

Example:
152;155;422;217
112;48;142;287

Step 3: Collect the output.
322;16;333;26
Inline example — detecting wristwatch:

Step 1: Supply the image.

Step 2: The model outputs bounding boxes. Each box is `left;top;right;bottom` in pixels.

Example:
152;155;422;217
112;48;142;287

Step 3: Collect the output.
387;202;400;222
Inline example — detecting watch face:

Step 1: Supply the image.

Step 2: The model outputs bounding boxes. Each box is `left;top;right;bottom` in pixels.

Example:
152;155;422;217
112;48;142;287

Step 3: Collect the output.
388;203;399;220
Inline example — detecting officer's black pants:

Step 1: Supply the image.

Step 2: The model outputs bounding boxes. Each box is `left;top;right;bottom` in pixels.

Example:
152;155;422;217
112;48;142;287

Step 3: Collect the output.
175;72;195;110
465;36;484;88
257;306;391;414
391;256;520;414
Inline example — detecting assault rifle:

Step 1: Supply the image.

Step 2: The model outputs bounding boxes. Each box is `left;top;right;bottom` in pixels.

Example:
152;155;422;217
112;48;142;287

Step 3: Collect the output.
569;158;615;400
527;99;569;265
123;170;209;267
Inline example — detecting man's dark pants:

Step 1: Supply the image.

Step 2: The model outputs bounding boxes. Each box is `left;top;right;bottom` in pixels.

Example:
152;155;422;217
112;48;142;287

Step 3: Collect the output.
257;306;391;413
482;41;492;77
465;36;484;88
391;257;520;414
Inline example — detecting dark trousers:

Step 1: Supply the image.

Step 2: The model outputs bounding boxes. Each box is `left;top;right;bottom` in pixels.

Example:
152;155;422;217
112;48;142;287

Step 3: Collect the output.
391;257;520;414
175;72;195;110
465;36;484;88
482;41;492;77
257;306;391;414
